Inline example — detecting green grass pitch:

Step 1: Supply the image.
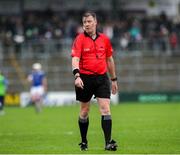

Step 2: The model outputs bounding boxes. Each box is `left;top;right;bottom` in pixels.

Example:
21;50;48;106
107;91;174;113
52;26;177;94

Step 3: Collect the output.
0;102;180;154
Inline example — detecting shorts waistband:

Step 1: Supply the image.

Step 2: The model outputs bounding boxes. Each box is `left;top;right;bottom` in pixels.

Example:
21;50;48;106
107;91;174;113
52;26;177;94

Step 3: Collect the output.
80;73;107;78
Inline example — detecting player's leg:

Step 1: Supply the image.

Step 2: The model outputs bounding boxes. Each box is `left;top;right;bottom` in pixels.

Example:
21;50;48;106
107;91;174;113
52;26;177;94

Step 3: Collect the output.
30;95;39;113
34;97;42;113
0;96;4;110
35;87;44;113
97;98;117;151
32;86;44;113
95;74;112;147
78;101;90;150
97;98;112;143
30;94;39;113
75;74;93;150
95;74;117;151
0;96;5;115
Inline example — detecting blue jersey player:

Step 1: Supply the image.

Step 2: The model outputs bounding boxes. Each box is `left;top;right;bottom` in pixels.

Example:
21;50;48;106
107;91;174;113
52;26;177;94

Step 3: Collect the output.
28;63;47;113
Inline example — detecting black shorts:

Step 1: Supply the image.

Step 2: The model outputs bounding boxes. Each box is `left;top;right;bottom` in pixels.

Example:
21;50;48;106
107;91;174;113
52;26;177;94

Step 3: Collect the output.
75;73;111;102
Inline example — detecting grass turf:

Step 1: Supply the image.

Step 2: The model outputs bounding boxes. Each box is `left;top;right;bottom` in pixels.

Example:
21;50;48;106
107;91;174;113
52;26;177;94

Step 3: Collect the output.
0;102;180;154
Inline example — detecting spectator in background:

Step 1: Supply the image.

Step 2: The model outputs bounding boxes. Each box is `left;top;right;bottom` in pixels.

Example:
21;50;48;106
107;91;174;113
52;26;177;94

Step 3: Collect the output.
159;25;169;52
27;63;47;113
0;71;8;115
119;32;129;51
169;31;178;53
128;19;142;51
1;10;180;55
103;22;114;40
129;19;142;42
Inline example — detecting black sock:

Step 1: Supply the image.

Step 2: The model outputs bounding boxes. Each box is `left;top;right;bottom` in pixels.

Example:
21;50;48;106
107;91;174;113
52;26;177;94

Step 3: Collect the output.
78;117;89;143
101;115;112;144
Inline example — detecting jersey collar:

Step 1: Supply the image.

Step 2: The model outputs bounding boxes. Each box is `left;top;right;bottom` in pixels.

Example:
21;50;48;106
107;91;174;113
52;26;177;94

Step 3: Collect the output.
84;31;99;41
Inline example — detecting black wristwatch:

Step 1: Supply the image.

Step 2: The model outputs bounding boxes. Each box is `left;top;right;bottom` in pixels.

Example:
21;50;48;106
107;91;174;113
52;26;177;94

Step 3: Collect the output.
111;77;117;81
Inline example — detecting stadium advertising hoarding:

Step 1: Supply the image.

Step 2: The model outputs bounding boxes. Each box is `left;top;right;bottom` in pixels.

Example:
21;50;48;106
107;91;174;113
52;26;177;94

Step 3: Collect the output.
119;92;180;102
4;92;180;106
4;93;20;106
20;91;76;107
20;91;118;107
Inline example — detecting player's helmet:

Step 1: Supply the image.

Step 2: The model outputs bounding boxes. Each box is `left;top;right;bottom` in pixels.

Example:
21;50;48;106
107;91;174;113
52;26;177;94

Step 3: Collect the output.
32;63;42;70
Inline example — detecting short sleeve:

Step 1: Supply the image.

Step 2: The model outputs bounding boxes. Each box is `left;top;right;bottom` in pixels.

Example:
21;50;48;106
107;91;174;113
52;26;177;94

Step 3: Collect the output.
71;35;83;58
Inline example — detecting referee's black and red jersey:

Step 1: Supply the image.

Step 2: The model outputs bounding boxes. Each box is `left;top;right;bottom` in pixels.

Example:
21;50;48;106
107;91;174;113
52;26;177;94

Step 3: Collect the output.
71;32;113;75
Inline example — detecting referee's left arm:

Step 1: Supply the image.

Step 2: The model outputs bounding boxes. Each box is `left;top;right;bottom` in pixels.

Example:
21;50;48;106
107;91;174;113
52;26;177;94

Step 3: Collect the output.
106;56;118;94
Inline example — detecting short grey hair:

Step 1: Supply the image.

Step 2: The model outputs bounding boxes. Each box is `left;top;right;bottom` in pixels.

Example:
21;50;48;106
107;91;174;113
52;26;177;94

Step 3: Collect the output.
82;11;97;20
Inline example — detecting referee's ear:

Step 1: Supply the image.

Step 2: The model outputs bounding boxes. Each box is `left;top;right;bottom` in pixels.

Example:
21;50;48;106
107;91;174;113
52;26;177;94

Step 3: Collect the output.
95;18;97;25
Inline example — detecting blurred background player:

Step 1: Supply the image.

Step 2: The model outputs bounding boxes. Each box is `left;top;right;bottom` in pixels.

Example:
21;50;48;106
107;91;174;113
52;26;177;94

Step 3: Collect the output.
0;71;8;115
27;63;47;113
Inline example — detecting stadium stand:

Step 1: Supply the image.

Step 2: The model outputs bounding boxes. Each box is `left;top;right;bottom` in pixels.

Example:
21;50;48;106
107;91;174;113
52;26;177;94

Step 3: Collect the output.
0;0;180;93
1;41;180;93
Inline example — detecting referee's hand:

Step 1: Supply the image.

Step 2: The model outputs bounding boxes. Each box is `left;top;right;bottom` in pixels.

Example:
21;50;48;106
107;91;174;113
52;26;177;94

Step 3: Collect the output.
75;77;84;89
111;81;118;95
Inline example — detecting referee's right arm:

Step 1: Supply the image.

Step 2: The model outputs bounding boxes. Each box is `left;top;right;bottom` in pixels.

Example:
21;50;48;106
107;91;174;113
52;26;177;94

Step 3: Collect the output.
72;57;84;89
72;56;80;72
71;34;84;89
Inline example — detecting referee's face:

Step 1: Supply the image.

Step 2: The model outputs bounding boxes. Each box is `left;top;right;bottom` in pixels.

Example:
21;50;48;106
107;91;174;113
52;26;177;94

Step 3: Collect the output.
82;15;97;35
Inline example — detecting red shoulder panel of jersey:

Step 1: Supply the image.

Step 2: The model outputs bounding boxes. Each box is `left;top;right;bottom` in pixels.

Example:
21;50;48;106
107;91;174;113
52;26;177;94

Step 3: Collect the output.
71;33;85;58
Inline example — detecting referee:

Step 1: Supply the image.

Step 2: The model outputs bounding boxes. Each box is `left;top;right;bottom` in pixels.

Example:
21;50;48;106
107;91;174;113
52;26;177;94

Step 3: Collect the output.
71;11;118;151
